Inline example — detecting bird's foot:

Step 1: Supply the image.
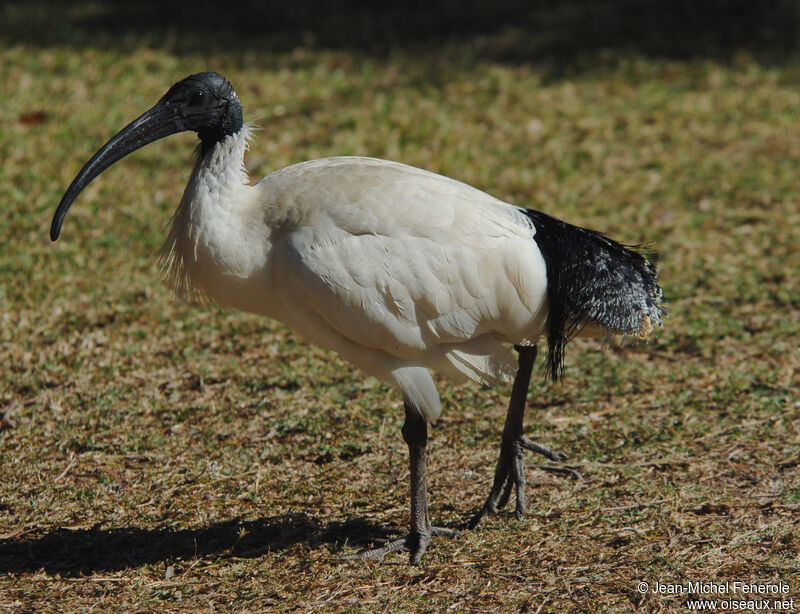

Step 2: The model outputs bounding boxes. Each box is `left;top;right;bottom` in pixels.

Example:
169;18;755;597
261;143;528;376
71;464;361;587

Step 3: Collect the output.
469;435;580;529
347;526;460;565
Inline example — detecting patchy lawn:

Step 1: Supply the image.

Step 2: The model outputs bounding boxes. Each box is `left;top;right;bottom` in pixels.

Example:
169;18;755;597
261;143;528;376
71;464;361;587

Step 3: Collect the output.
1;3;798;612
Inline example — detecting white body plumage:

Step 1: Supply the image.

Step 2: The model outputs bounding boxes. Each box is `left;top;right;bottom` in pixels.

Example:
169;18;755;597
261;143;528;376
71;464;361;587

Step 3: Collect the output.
51;72;663;563
164;127;550;421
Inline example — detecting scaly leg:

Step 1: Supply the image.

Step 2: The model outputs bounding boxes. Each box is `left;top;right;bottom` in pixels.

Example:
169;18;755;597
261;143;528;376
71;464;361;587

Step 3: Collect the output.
355;402;459;564
469;345;577;528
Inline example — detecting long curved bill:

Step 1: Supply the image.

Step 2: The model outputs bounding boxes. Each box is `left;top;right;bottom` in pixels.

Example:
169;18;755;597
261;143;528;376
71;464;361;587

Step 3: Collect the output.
50;100;181;241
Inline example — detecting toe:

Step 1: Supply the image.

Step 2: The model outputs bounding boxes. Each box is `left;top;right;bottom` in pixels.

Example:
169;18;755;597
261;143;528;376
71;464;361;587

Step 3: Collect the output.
408;531;432;565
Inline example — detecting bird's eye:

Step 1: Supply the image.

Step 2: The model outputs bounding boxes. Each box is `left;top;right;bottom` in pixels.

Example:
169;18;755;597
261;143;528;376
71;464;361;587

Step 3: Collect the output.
189;90;205;106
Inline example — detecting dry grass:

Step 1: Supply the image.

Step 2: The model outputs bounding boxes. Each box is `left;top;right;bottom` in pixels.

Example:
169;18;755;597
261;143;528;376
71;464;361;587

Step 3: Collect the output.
1;4;799;612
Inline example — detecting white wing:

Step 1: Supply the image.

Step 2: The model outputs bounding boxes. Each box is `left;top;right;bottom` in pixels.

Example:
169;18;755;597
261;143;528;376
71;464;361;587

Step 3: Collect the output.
261;158;549;419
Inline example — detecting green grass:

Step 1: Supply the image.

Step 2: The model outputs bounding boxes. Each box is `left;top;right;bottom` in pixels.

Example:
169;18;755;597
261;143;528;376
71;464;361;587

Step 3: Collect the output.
2;5;800;612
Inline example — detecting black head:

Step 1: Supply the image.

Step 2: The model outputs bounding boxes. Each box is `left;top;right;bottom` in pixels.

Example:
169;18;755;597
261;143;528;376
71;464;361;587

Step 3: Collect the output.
159;72;243;151
50;72;244;241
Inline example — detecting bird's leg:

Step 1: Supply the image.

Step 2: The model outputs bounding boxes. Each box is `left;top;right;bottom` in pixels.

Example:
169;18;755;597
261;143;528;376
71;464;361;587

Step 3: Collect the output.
354;402;458;564
469;345;576;529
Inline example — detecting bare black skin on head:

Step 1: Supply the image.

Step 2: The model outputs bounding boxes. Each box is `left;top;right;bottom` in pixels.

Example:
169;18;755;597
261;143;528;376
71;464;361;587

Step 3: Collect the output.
50;72;243;241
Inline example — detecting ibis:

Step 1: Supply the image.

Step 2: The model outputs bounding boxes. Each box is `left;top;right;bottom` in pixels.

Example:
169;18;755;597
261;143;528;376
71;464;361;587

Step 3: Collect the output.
51;72;663;564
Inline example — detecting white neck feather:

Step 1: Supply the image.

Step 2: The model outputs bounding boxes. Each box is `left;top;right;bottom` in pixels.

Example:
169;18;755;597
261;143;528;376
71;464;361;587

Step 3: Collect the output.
161;125;263;304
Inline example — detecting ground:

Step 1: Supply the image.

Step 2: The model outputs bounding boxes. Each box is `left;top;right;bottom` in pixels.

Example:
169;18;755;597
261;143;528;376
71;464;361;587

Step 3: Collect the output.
1;3;799;612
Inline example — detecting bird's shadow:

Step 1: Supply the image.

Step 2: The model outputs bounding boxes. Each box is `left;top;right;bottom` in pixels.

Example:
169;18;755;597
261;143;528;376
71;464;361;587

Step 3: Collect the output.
0;514;395;576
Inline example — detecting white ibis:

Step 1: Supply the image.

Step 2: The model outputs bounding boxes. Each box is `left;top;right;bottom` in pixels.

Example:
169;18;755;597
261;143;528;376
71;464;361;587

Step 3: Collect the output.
51;72;663;564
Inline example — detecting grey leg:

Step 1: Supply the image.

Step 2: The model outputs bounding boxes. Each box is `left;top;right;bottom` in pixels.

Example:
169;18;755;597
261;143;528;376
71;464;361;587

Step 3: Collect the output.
469;345;576;529
354;402;458;564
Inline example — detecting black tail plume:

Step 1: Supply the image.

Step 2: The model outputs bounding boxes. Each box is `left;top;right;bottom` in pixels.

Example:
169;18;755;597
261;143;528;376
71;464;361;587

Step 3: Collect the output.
523;209;664;381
